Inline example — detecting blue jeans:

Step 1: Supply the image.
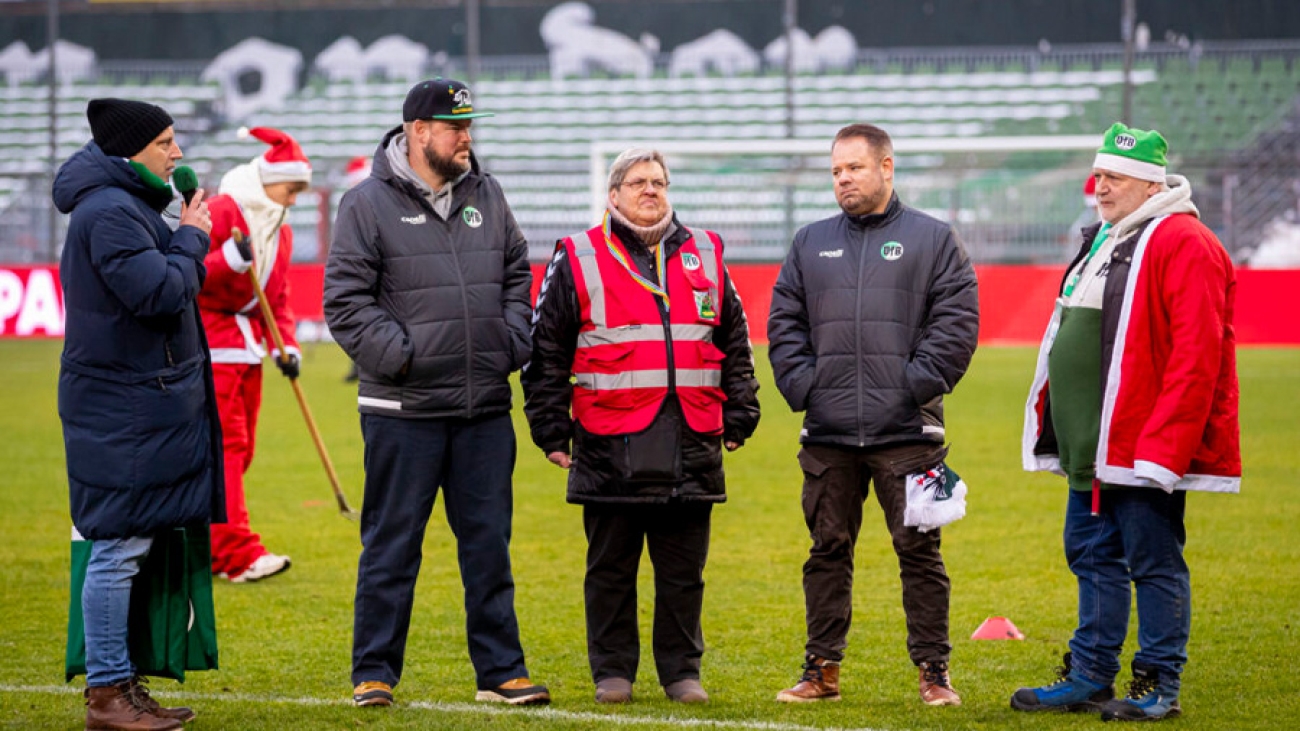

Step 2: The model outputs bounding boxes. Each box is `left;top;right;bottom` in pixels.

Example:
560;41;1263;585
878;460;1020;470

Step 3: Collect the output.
83;536;154;686
1064;487;1189;687
351;413;529;690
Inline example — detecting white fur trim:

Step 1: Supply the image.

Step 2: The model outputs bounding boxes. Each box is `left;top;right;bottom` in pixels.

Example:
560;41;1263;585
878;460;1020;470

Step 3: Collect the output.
222;238;252;274
1096;463;1240;493
1022;298;1064;472
258;159;312;185
237;126;251;139
209;347;262;364
1096;217;1164;485
1132;460;1180;492
1093;152;1166;183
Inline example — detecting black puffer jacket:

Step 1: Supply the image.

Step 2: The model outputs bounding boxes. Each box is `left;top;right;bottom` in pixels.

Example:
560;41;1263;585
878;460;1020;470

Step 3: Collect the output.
522;217;761;504
324;127;533;419
768;193;978;448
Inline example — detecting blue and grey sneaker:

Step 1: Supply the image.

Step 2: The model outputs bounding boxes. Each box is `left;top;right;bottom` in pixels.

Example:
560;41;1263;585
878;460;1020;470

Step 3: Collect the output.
1100;662;1181;722
1011;652;1116;712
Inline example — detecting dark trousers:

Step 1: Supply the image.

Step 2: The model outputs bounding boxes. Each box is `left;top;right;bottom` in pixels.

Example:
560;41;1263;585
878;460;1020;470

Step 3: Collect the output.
351;412;528;690
583;502;713;686
798;441;952;665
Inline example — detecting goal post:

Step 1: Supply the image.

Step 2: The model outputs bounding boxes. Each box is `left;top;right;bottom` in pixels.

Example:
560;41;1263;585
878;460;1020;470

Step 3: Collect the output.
589;135;1103;262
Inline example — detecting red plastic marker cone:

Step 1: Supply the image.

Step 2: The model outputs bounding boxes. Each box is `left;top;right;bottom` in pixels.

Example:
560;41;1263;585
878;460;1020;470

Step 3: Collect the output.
971;616;1025;640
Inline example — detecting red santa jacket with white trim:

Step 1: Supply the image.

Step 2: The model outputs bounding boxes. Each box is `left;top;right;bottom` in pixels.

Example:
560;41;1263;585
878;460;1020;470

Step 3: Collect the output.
197;194;299;364
1023;211;1240;493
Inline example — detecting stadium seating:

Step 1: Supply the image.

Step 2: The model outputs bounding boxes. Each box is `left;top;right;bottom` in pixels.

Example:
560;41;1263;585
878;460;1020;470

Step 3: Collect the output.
3;51;1298;262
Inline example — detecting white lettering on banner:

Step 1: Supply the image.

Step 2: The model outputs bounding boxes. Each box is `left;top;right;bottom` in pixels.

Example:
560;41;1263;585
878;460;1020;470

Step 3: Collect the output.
0;268;66;337
0;270;22;334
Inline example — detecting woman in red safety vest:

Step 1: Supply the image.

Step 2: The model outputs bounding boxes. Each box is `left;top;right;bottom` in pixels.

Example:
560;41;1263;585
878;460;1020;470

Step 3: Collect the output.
523;148;760;705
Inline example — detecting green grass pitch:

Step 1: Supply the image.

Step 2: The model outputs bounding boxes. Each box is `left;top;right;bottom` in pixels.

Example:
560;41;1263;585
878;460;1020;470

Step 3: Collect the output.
1;340;1296;730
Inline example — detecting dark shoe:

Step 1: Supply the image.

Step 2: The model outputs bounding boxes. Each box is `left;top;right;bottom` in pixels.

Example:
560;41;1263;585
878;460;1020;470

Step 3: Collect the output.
1011;652;1115;713
352;681;393;707
129;676;195;723
918;661;961;706
663;678;709;704
595;677;633;704
85;681;182;730
1100;662;1181;722
475;677;551;705
776;654;841;702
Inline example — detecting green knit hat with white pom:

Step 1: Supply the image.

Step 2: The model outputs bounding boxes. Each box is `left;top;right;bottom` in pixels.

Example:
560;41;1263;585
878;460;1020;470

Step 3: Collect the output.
1093;122;1168;183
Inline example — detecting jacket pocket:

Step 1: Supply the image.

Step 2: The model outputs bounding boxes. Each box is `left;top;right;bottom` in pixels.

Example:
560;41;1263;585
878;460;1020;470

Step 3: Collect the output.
131;356;211;491
617;416;683;483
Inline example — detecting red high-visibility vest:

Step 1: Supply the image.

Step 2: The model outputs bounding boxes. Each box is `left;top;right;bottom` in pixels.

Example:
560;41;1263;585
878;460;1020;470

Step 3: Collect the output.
563;224;728;436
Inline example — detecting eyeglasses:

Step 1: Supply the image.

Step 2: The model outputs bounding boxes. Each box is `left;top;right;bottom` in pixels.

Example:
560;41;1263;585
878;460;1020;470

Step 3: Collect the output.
619;178;670;191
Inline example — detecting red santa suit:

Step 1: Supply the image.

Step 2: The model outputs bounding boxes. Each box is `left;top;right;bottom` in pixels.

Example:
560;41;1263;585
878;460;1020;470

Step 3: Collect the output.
198;126;310;581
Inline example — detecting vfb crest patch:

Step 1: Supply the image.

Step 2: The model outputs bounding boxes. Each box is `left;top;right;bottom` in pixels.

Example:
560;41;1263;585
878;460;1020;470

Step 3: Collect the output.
680;252;702;270
462;206;483;228
1114;133;1137;150
453;88;474;113
880;241;904;261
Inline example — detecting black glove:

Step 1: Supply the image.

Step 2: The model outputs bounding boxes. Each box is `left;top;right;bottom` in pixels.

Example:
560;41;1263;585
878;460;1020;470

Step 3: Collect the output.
275;353;300;379
232;232;253;264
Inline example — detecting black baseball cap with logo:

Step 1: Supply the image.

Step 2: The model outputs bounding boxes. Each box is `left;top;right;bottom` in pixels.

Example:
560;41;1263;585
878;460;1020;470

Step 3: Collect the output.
402;78;495;122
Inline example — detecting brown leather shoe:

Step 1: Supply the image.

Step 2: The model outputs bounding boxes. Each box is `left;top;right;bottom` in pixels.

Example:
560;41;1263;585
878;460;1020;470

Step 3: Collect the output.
919;661;962;706
663;678;709;704
130;676;196;722
85;681;182;730
776;654;841;702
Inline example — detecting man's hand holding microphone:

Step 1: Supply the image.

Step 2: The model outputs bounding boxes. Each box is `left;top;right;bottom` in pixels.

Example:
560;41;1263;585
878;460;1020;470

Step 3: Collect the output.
174;165;211;236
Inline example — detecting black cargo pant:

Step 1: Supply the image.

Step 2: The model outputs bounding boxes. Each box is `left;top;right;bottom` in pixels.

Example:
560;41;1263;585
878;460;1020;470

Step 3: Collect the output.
797;441;952;666
582;502;713;687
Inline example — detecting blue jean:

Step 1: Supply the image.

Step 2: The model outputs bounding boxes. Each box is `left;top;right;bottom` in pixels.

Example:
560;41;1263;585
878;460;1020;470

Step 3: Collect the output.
83;536;154;686
351;413;529;690
1064;487;1189;687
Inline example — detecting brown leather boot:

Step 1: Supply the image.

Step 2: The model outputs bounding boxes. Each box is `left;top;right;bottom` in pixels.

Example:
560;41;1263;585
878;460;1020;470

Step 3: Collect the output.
85;681;182;730
919;661;962;706
776;654;841;702
130;676;197;723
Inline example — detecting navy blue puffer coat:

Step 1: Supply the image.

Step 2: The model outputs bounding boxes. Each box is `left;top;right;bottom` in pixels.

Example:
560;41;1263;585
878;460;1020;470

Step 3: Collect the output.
53;141;225;540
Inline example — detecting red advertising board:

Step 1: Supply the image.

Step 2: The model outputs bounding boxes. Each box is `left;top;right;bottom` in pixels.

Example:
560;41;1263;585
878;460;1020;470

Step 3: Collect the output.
4;263;1297;346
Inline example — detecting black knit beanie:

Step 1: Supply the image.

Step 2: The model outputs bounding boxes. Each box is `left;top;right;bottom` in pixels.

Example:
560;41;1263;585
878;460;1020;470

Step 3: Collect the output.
87;98;174;158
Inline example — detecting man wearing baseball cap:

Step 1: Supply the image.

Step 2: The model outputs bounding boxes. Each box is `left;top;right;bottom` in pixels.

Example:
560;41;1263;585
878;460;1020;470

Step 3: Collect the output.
54;98;222;729
324;79;548;708
1013;122;1240;721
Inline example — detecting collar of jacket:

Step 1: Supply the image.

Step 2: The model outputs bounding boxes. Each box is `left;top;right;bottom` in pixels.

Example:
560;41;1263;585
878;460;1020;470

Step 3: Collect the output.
371;124;483;209
845;192;903;229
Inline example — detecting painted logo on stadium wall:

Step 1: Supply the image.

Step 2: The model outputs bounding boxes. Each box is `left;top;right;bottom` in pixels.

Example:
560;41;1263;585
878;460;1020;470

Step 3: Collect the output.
881;241;904;260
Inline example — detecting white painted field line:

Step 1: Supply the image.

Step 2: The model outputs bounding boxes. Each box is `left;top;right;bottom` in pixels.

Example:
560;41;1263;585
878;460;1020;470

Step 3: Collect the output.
0;684;895;731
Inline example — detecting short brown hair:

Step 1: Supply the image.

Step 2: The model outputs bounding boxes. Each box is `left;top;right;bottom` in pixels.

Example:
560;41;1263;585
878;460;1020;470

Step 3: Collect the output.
834;123;893;161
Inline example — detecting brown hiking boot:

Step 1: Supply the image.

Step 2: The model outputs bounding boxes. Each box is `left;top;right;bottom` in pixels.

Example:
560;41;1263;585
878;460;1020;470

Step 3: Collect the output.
129;676;196;722
85;681;182;730
919;661;962;706
776;654;841;702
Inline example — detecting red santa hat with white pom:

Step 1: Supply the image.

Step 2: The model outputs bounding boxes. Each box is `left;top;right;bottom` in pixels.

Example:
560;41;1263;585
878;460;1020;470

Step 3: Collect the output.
344;155;371;189
238;126;312;186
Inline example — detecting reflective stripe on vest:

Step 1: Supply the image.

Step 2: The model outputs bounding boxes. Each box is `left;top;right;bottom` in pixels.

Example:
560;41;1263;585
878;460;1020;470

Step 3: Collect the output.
574;368;724;391
564;225;727;435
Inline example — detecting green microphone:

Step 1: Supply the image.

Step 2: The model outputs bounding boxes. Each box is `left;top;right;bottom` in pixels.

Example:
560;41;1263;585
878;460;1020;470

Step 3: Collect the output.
173;165;199;206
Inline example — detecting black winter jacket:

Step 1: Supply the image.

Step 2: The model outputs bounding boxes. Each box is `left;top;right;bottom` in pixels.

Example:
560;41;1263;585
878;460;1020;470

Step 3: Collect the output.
324;127;533;419
768;194;979;448
54;141;225;539
522;217;761;504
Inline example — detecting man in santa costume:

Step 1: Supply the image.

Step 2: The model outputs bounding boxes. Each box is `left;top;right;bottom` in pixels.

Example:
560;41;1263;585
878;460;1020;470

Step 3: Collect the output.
198;126;312;582
1012;123;1240;722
